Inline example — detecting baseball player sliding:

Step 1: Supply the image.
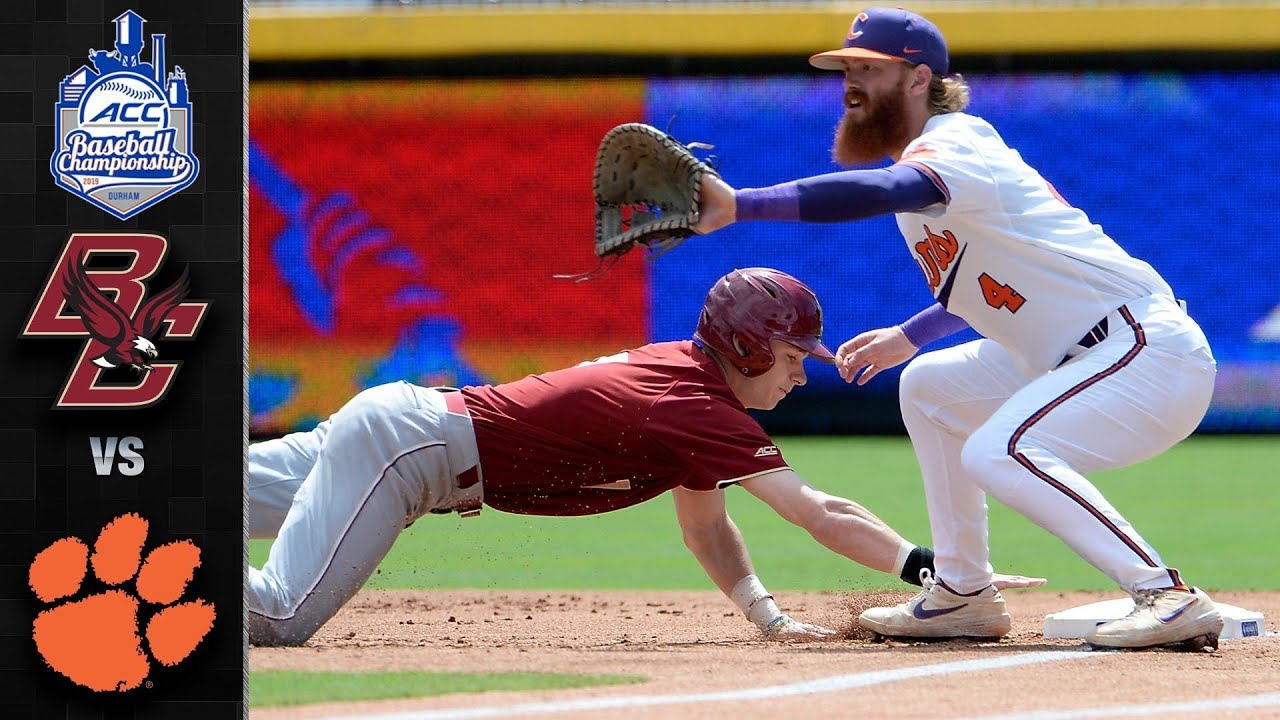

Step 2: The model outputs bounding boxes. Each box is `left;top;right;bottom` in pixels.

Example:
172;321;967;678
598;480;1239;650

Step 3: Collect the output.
246;268;1042;647
693;8;1222;651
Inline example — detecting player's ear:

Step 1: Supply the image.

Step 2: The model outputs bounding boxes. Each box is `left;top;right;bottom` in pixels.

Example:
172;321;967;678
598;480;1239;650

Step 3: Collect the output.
908;64;932;96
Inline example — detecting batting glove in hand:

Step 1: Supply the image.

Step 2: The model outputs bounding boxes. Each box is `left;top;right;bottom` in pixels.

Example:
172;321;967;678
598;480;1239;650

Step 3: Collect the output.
764;614;838;642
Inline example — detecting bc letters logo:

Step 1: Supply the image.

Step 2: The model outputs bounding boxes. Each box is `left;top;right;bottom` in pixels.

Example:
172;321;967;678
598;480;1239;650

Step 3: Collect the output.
21;233;211;409
50;11;199;220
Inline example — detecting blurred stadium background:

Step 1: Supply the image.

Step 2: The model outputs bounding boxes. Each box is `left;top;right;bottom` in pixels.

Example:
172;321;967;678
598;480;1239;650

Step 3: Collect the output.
245;0;1280;437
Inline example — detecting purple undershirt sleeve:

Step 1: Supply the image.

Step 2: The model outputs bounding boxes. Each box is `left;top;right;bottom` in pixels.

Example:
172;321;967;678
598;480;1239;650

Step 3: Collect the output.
899;303;970;348
734;183;801;221
734;164;946;223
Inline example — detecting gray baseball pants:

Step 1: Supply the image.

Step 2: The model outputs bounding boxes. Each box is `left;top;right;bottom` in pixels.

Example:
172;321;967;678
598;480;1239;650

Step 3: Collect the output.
246;381;482;646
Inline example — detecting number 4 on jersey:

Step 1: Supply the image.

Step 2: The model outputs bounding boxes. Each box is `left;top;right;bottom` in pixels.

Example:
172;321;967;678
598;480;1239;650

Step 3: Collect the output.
978;273;1026;313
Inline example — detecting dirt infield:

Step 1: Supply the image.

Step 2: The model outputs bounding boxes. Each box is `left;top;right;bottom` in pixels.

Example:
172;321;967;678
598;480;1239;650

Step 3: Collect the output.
251;588;1280;719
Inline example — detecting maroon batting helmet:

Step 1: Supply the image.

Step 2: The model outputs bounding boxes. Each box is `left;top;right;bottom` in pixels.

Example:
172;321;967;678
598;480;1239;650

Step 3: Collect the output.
694;268;836;376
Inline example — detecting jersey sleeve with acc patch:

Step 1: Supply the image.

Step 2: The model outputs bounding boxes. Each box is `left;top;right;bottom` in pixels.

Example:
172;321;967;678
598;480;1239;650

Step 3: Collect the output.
646;387;789;492
461;341;788;516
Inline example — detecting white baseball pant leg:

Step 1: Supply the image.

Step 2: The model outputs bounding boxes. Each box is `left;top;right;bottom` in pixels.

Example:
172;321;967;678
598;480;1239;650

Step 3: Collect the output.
246;381;465;646
899;295;1215;594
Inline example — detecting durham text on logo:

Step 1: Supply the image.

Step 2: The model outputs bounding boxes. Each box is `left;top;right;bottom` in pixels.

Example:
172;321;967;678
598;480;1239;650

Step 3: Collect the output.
50;11;198;220
21;234;211;409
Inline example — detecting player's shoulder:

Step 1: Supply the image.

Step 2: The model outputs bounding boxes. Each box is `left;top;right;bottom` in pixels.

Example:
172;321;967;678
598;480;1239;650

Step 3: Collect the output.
627;339;694;361
644;343;743;407
615;340;704;377
595;340;729;393
568;340;690;370
901;112;1008;171
907;112;1004;154
924;112;998;136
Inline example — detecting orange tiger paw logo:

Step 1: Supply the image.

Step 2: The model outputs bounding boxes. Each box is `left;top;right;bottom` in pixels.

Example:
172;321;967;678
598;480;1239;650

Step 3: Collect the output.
29;513;216;691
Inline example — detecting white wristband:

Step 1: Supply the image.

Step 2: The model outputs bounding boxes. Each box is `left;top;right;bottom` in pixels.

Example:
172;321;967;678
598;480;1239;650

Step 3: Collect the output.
730;575;783;629
892;539;916;577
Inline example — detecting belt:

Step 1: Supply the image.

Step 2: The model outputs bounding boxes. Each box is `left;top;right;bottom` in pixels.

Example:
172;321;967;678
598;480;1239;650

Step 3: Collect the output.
1058;315;1111;367
1077;316;1110;351
1059;298;1188;368
440;390;480;490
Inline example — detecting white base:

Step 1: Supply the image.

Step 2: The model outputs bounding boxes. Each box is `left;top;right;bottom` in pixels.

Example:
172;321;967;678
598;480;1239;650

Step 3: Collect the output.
1043;598;1267;640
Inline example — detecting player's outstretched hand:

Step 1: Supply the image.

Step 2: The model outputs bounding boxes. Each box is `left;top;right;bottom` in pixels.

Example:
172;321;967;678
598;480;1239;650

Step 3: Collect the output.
836;326;919;385
764;614;838;642
992;572;1047;590
692;174;737;235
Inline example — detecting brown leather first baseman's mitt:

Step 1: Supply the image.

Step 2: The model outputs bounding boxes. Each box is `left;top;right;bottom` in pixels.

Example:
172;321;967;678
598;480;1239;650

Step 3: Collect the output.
593;123;718;259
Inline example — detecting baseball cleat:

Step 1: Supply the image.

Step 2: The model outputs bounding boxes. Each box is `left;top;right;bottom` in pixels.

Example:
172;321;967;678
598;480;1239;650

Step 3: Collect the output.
858;569;1012;641
1085;586;1224;651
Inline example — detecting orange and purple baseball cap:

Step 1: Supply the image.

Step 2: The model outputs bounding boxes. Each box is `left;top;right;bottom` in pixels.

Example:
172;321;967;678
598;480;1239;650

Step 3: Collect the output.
809;7;949;76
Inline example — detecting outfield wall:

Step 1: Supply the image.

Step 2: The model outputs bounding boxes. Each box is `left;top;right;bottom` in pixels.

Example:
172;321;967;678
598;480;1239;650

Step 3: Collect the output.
248;73;1280;434
248;3;1280;60
247;4;1280;435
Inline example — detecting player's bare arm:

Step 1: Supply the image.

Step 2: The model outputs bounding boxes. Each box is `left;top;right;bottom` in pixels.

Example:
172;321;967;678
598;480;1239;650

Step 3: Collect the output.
740;468;907;572
671;485;753;594
672;484;835;641
693;174;737;235
741;468;1046;591
836;326;919;386
839;304;972;385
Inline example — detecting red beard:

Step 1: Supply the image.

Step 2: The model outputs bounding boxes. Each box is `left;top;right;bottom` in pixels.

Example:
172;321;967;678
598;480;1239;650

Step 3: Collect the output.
831;76;913;167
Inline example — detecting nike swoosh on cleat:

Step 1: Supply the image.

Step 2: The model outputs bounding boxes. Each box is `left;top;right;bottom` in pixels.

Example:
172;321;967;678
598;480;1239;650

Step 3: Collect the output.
1157;602;1193;624
912;601;967;620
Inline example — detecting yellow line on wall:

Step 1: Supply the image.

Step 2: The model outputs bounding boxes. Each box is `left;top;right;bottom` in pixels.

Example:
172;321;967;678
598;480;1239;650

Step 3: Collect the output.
249;4;1280;61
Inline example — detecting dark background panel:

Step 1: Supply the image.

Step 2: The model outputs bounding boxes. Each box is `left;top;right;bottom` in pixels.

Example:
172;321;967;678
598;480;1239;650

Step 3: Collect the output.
3;0;244;716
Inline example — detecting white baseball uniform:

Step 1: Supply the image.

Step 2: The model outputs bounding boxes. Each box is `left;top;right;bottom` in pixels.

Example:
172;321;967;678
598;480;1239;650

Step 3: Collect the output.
892;112;1216;594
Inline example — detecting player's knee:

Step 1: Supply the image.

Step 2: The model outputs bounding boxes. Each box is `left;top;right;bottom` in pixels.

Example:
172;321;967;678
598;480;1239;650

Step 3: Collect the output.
898;354;957;431
959;425;1015;487
898;354;942;407
247;612;320;647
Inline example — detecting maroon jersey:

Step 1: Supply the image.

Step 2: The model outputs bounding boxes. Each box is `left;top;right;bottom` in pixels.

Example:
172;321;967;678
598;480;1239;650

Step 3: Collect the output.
460;341;788;516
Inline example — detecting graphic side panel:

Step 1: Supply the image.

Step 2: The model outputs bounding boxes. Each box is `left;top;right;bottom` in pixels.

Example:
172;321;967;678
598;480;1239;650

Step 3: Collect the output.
1;1;246;715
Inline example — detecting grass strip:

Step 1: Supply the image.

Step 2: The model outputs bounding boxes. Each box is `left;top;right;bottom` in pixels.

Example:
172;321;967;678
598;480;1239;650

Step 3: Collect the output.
250;670;646;708
250;435;1276;591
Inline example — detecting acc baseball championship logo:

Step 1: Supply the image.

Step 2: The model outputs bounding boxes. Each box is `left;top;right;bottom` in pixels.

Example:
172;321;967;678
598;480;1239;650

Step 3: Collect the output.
50;11;198;219
20;233;210;409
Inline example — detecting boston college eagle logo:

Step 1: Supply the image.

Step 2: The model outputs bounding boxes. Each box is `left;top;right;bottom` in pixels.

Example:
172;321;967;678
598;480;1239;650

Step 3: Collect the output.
21;233;210;408
62;249;190;371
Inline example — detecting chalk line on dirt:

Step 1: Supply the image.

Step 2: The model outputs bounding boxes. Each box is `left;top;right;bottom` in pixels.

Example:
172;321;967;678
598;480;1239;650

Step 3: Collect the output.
314;649;1092;720
961;690;1280;719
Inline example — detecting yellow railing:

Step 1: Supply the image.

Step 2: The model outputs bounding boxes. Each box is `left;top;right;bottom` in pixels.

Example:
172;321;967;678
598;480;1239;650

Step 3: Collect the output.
249;3;1280;61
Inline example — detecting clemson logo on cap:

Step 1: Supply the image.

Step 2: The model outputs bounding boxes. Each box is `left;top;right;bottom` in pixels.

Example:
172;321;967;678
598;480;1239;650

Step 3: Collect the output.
847;12;869;40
